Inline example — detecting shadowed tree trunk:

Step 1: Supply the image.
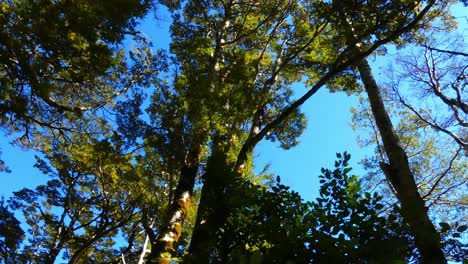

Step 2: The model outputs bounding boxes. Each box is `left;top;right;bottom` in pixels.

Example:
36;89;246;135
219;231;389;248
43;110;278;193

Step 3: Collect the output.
357;58;446;264
146;145;202;264
186;145;232;263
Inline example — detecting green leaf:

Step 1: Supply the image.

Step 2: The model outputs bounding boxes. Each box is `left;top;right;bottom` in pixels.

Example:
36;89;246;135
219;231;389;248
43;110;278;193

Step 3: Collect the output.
439;222;451;231
374;204;384;210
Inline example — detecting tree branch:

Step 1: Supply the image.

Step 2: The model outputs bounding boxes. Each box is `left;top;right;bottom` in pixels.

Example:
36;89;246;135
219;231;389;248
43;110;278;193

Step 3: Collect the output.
421;44;468;57
394;88;467;151
422;146;462;200
235;0;438;170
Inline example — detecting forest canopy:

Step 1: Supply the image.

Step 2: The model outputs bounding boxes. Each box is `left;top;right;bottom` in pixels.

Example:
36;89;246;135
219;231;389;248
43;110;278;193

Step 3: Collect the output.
0;0;466;263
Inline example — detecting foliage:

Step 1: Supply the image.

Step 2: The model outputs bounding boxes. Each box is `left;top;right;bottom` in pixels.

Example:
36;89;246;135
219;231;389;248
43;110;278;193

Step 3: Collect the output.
308;152;412;263
1;0;465;263
3;137;154;263
0;150;10;173
0;0;161;144
0;198;24;263
439;221;468;262
222;153;415;263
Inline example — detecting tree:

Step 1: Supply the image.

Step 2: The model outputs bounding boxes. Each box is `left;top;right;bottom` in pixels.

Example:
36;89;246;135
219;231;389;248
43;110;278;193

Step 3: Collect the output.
190;0;450;259
350;31;468;262
0;0;160;144
321;0;459;262
115;0;450;262
356;56;446;263
1;0;461;263
5;135;155;263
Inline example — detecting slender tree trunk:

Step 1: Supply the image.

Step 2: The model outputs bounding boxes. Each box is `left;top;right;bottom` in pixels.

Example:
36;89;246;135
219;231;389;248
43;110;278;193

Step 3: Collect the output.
137;234;151;264
357;58;446;264
146;145;202;264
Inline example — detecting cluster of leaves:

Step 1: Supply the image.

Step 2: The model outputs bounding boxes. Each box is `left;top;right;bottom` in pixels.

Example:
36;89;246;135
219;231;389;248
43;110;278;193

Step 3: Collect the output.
219;153;416;263
439;222;468;262
1;151;438;263
0;198;23;263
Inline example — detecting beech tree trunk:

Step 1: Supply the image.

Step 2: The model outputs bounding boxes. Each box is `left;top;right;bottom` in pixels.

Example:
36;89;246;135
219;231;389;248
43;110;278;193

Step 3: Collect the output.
146;145;202;264
357;58;446;264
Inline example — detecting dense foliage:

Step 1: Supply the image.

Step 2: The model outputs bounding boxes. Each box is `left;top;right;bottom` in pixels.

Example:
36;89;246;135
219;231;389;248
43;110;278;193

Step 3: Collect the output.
0;0;466;263
223;153;414;264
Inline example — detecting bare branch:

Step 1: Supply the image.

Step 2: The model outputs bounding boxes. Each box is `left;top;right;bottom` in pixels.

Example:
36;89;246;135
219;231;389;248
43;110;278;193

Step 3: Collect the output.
422;146;462;199
394;87;467;151
421;44;468;57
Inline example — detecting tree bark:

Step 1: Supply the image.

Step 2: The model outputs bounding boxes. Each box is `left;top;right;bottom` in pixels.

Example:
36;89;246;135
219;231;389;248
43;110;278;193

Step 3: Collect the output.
146;145;202;264
186;148;231;263
357;58;446;264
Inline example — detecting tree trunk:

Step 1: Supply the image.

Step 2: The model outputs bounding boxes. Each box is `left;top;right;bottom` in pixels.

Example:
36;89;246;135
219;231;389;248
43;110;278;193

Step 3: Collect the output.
186;148;231;263
357;58;446;264
146;145;202;264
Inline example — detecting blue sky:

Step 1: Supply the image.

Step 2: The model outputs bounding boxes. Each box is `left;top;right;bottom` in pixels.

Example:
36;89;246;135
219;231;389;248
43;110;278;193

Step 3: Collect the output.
254;89;368;202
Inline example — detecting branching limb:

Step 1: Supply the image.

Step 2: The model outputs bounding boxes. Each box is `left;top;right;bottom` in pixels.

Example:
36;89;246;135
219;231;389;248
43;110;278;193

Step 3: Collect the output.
422;146;462;200
394;87;467;152
421;44;468;57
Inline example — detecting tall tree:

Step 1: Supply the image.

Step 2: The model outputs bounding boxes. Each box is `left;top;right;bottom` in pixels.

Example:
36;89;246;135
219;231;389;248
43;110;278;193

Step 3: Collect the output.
350;28;467;261
142;1;320;261
5;134;153;263
140;0;445;262
186;0;447;262
357;59;445;263
328;0;457;262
